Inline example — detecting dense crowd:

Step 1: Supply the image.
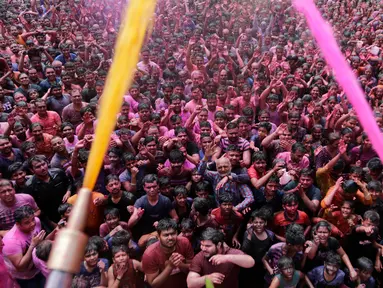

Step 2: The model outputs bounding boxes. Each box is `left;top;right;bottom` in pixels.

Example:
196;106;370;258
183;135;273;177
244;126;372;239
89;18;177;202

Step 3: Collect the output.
0;0;383;287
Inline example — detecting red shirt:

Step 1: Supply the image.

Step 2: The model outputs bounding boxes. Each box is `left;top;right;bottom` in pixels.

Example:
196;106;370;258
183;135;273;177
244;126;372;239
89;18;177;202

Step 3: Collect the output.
328;211;359;236
142;236;194;288
273;210;310;237
189;246;245;288
211;208;243;243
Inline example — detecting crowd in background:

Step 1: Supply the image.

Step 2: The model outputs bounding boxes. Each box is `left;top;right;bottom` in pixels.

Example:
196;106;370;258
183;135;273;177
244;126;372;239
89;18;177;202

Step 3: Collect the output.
0;0;383;287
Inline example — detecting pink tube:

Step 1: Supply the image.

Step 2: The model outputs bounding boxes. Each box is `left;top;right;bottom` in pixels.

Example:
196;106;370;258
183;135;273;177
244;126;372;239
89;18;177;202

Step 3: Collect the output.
293;0;383;160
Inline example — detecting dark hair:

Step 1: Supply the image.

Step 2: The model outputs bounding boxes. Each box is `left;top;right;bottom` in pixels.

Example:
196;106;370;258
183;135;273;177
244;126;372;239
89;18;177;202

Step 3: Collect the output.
104;207;120;219
325;252;341;267
342;180;359;195
250;209;268;222
169;149;185;163
111;245;129;257
356;257;374;272
291;142;306;154
61;122;74;131
193;197;210;216
158;176;170;187
180;218;194;230
88;236;106;253
367;157;383;172
200;228;225;245
123;152;136;162
58;203;72;216
363;210;380;226
156;218;178;234
174;186;188;197
84;242;99;256
253;151;267;162
111;230;131;247
277;256;294;270
367;180;382;192
35;240;52;261
175;127;187;136
314;220;332;232
28;155;48;169
285;223;305;245
195;181;210;192
8;162;25;176
300;168;313;178
267;174;280;184
105;174;120;186
226;122;238;130
282;193;298;205
142;174;158;185
14;205;35;223
218;192;233;204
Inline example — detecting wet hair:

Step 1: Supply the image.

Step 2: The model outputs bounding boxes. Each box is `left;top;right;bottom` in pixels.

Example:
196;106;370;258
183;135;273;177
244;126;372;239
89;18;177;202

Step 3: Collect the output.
180;218;195;231
174;186;188;197
363;210;380;226
8;162;26;176
253;151;267;162
58;203;72;216
14;205;35;223
250;209;268;222
267;174;280;184
111;245;129;257
325;252;341;267
226;144;240;153
84;242;99;256
226;122;238;130
258;122;272;132
142;174;158;185
104;207;120;219
123;152;136;162
111;230;132;247
215;111;227;120
195;181;211;192
285;223;305;245
138;103;150;111
314;220;332;232
193;197;210;216
105;174;120;186
175;126;187;136
156;218;178;234
300;168;313;178
20;141;35;154
169;149;185;163
277;256;294;270
218;192;233;204
88;236;106;253
333;159;345;172
356;257;374;272
158;176;170;187
341;127;353;136
35;240;52;261
367;180;382;192
367;157;383;172
291;142;306;154
200;228;225;245
61;122;74;131
282;193;298;205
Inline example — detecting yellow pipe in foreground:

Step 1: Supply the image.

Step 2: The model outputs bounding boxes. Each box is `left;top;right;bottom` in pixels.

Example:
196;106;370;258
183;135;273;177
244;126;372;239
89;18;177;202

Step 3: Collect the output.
47;0;157;279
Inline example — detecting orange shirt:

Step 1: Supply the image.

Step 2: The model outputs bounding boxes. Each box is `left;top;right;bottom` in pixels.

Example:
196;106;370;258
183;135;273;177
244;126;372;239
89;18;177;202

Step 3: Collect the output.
28;133;54;159
67;191;105;236
273;210;311;238
321;186;372;209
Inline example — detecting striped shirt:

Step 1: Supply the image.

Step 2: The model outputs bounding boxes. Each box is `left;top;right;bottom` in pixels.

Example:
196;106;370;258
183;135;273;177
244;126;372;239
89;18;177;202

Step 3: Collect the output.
219;137;250;153
197;161;254;211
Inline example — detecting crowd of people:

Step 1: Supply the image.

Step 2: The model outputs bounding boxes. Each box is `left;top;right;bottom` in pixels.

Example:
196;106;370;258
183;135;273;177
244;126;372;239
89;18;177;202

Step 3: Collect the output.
0;0;382;287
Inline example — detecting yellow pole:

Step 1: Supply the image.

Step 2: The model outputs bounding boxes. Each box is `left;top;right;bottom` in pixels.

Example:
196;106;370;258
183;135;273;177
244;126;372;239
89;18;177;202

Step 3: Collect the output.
46;0;157;286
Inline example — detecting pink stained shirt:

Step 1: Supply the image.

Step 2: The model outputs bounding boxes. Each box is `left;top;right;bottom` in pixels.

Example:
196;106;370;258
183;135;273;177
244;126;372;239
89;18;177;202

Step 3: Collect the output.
123;94;140;113
30;111;61;136
276;151;310;171
184;99;207;113
207;107;223;122
32;248;50;278
64;135;79;153
3;217;41;280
